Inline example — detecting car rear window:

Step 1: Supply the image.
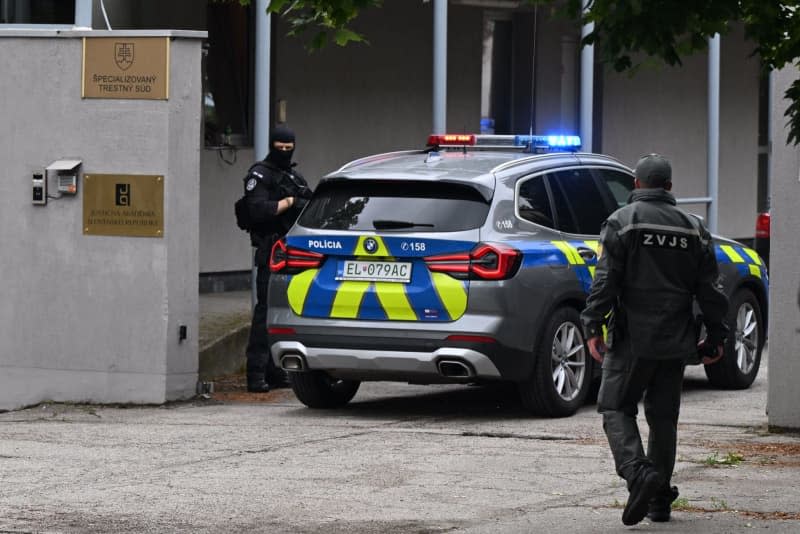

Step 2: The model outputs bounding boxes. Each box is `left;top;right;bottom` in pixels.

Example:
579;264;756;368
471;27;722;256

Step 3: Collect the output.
298;180;491;232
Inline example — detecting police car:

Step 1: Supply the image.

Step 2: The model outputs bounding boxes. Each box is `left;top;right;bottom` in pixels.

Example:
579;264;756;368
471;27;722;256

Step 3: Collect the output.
267;134;768;417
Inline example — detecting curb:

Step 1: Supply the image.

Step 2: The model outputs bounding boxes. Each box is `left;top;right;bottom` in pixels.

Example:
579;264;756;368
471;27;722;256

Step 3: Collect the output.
199;323;250;381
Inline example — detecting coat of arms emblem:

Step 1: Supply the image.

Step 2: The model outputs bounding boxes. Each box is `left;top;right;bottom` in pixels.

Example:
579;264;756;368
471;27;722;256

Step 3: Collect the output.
114;42;134;71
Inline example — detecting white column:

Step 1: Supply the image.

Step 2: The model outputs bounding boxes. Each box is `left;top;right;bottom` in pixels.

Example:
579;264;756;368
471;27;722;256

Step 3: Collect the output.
579;0;594;151
254;0;271;159
433;0;447;134
707;34;720;233
253;0;272;308
74;0;92;28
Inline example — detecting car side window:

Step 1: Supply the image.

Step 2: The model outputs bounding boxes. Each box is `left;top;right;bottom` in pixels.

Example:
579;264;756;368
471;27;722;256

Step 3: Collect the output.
593;168;634;208
544;173;577;234
517;175;555;228
548;168;612;235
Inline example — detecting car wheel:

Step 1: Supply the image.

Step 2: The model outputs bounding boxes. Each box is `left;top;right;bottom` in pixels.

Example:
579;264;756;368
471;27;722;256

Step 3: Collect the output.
518;306;591;417
704;288;763;389
289;371;360;409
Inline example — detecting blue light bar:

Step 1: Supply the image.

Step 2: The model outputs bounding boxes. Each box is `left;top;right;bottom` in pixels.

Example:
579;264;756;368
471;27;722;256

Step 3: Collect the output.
513;134;582;151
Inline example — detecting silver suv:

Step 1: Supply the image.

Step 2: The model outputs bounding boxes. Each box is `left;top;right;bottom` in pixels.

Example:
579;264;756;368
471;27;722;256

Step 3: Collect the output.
267;135;768;417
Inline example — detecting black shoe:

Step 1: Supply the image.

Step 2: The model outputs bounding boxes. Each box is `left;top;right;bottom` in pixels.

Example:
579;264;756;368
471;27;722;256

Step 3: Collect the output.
246;380;271;393
622;469;664;526
647;485;679;522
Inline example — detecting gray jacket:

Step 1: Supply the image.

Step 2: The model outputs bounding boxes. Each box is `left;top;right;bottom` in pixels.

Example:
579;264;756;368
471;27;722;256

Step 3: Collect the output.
581;188;728;359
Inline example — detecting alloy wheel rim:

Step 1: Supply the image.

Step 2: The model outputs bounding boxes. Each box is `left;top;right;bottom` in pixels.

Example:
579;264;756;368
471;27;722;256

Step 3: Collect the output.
735;302;758;375
550;322;586;401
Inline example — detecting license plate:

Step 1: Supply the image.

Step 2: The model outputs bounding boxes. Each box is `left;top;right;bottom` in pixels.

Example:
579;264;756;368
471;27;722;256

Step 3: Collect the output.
337;260;412;283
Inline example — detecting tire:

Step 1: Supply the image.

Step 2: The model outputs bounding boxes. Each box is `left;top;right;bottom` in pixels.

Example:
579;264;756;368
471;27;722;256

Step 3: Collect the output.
518;307;591;417
289;371;360;409
704;288;763;389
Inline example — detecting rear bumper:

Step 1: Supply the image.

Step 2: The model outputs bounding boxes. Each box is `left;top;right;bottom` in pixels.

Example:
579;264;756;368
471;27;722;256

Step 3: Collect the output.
269;333;532;383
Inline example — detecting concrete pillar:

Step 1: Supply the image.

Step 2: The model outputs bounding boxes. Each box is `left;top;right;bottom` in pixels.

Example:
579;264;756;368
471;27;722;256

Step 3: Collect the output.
767;66;800;429
0;30;206;410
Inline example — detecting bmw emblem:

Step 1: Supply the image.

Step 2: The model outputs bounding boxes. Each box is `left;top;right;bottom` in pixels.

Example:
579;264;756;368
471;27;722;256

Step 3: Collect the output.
364;238;378;254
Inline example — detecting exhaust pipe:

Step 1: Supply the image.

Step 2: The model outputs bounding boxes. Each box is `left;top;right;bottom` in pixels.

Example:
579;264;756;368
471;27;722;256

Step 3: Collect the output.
280;354;306;371
437;359;474;378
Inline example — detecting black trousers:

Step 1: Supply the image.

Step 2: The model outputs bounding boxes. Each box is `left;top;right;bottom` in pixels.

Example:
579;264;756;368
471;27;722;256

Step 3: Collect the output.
598;353;685;491
245;245;281;384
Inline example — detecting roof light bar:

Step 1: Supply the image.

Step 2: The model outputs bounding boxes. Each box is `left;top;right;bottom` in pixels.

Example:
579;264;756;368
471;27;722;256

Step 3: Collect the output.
514;135;582;150
427;134;476;146
427;133;581;152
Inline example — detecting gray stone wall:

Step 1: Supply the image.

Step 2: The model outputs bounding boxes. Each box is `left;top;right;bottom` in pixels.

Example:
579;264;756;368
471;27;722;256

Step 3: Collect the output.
0;31;204;410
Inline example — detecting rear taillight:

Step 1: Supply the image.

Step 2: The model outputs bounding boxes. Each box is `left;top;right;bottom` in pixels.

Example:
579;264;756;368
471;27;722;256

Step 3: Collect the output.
755;212;770;239
270;239;325;273
424;243;521;280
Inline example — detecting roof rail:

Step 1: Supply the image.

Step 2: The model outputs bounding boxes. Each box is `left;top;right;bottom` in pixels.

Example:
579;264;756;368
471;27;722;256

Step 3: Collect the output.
335;150;427;173
490;152;581;174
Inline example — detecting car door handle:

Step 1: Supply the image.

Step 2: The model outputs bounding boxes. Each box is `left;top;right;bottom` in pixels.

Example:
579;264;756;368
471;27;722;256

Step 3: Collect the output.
577;247;597;261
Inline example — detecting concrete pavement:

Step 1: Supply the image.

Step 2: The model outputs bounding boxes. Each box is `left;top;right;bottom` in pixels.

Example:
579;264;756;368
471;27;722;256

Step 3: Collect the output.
1;346;799;533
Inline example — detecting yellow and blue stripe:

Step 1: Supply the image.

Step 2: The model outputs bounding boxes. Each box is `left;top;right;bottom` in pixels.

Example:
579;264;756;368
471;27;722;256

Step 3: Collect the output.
284;235;471;322
282;235;764;322
716;243;768;284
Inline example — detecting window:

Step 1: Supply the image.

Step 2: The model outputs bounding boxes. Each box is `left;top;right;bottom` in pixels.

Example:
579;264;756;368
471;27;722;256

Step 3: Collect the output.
203;2;252;147
0;1;74;24
517;176;554;228
299;181;491;232
548;169;611;235
593;168;634;208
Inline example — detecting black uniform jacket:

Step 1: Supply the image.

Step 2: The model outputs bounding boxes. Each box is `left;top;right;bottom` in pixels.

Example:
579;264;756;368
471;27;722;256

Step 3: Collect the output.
581;188;728;360
243;160;309;248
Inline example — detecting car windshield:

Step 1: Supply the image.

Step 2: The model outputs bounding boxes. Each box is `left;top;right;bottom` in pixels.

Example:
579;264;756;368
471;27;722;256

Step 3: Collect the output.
298;180;491;232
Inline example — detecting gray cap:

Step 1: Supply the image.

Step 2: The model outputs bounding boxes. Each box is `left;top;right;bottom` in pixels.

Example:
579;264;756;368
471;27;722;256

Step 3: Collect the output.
634;153;672;187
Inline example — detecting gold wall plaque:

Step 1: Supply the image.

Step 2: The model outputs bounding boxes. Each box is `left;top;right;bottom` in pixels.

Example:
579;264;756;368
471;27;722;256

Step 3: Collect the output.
83;174;164;237
82;37;169;99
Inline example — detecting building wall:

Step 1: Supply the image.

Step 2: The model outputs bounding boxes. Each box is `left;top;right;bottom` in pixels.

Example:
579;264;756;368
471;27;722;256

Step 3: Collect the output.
767;66;800;429
0;32;203;410
532;11;581;134
200;147;254;274
601;26;759;239
199;1;484;274
273;1;483;185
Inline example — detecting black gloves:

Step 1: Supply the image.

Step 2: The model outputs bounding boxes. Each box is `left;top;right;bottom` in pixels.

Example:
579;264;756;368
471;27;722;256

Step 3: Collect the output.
294;197;309;211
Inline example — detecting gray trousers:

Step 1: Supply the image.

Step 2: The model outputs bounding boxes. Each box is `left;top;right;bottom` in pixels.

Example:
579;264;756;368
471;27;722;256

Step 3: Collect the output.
597;353;684;492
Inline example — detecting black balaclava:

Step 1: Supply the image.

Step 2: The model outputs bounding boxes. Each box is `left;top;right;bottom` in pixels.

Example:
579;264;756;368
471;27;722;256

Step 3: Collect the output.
266;126;296;170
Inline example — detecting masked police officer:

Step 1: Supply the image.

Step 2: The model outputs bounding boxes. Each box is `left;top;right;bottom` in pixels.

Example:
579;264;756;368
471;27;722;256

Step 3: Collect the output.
244;126;312;393
581;154;729;525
